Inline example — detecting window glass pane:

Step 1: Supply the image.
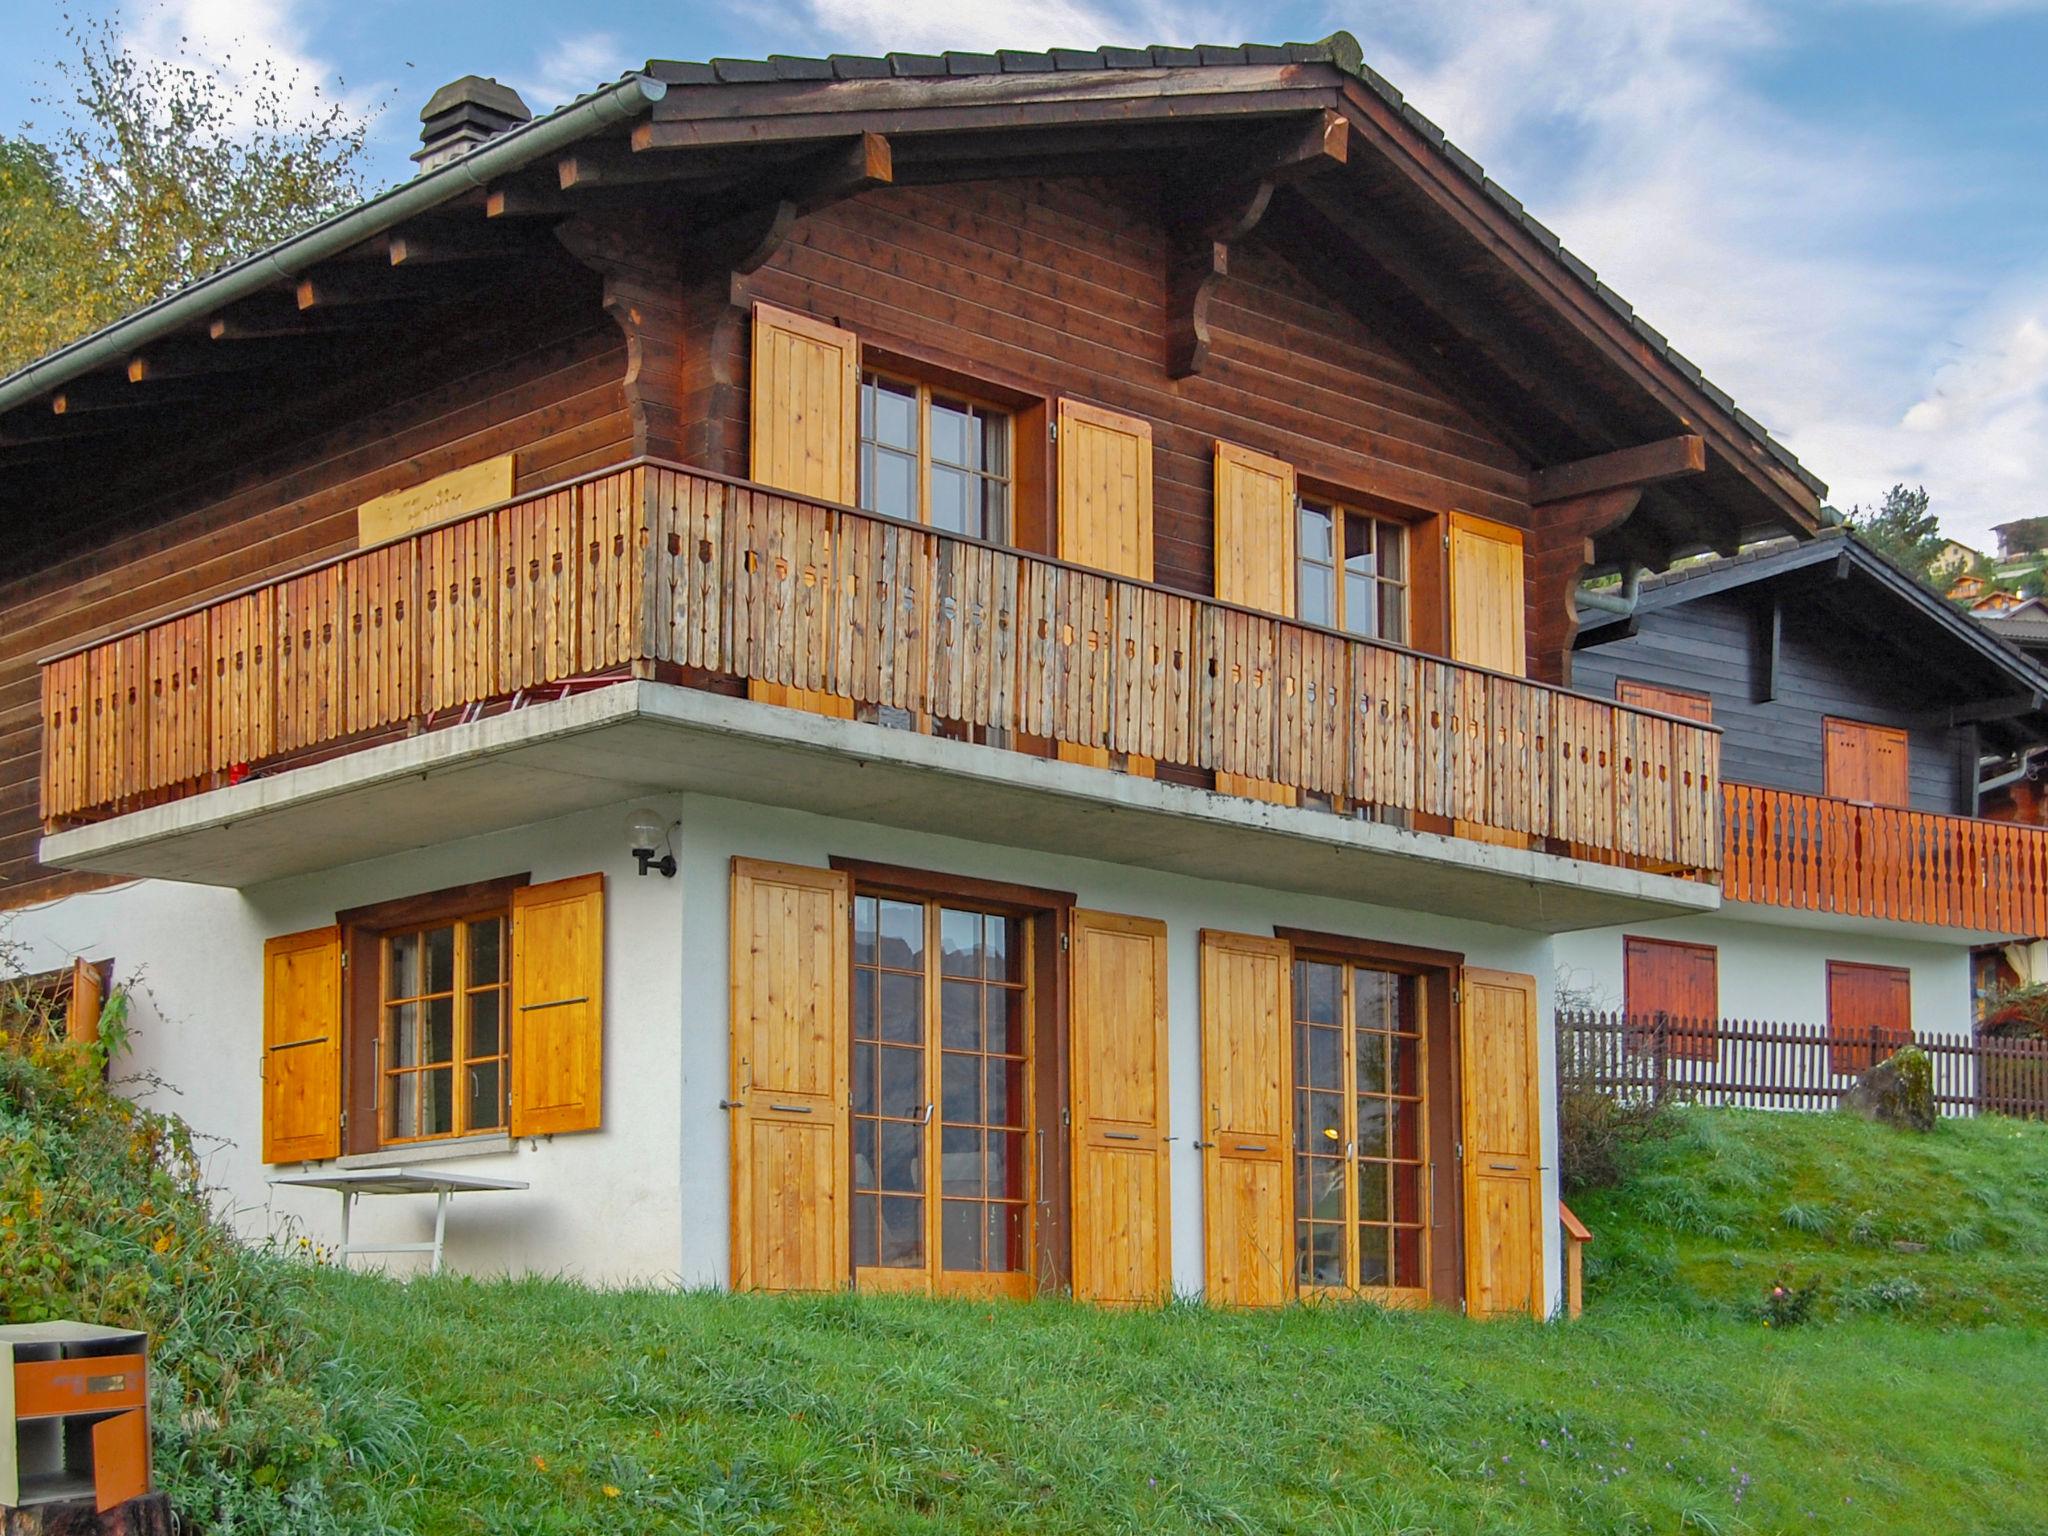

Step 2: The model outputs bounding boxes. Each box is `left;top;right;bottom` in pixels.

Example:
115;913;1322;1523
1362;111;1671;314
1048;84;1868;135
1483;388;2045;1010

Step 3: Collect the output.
988;1130;1025;1199
1392;1223;1424;1288
929;398;971;466
978;408;1009;478
468;918;502;987
941;1125;981;1195
941;1052;981;1125
852;1042;876;1116
387;933;419;1000
1299;562;1333;628
424;925;455;995
939;908;981;977
941;980;981;1050
1380;583;1407;644
991;1201;1026;1271
853;896;878;966
879;1045;923;1119
982;480;1011;547
985;914;1018;982
425;996;455;1064
879;1121;923;1193
1357;1097;1389;1158
1343;572;1377;638
942;1198;983;1271
869;377;917;450
388;1073;418;1140
1297;961;1342;1026
879;973;923;1044
872;449;916;520
1392;1164;1424;1225
928;465;972;535
879;1195;923;1266
852;1194;879;1268
853;972;877;1040
423;1066;454;1138
1378;522;1406;582
386;1001;420;1067
1299;1089;1343;1151
1299;503;1333;561
468;1061;503;1131
1355;1028;1388;1095
878;900;924;968
1359;1241;1390;1288
987;1058;1026;1128
469;989;502;1058
1357;1161;1389;1221
851;1119;876;1190
989;988;1027;1055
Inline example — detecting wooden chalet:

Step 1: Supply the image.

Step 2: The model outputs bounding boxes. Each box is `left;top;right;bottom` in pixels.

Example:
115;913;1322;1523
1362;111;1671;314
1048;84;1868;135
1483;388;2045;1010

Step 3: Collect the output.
1;36;1830;1311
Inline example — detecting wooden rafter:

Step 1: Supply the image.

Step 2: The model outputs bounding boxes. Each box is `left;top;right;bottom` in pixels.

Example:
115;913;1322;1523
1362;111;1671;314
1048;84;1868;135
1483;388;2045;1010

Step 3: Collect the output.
1533;435;1705;504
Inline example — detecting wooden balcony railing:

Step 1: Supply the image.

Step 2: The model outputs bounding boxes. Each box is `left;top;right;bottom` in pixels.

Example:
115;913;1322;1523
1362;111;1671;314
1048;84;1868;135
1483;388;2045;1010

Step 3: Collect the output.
1723;782;2048;934
40;459;1723;874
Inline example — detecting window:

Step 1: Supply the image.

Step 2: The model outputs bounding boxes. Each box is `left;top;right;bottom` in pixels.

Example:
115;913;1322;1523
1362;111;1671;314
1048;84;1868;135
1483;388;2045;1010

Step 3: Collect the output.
380;913;509;1143
1616;679;1713;724
1293;957;1426;1295
1823;717;1909;807
1622;936;1719;1060
1827;960;1912;1076
1297;500;1408;644
850;892;1032;1293
859;373;1012;542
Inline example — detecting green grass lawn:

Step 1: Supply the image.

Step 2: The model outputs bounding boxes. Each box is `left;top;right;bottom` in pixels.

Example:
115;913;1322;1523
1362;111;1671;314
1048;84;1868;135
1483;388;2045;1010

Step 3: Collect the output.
307;1109;2048;1536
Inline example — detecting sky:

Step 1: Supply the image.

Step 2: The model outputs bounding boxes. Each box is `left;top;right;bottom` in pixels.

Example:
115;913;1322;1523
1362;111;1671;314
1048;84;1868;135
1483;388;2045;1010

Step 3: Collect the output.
4;0;2046;547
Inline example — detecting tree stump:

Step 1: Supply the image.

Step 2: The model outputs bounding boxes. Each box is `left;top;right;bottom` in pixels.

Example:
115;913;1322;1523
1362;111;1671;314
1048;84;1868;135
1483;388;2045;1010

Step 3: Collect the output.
2;1495;173;1536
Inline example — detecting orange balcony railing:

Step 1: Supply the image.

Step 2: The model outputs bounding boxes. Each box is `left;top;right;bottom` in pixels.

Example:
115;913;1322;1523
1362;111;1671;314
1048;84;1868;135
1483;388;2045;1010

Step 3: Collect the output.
1723;782;2048;934
40;459;1723;874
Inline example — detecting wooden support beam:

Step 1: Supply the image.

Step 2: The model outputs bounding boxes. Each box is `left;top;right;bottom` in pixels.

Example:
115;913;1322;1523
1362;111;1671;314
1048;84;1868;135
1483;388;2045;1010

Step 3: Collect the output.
554;210;689;460
558;140;698;191
1165;112;1348;380
1753;594;1781;704
1533;486;1644;687
1533;434;1706;504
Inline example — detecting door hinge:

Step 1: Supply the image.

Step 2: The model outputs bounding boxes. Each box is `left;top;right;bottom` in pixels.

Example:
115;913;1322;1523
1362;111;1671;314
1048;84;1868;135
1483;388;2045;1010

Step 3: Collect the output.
1049;420;1059;442
1060;932;1070;953
339;951;348;969
1455;1140;1465;1163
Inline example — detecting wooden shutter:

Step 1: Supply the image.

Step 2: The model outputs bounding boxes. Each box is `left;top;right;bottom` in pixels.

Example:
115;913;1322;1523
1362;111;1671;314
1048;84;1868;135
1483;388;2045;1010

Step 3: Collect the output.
67;958;105;1047
1616;678;1713;724
1459;967;1543;1318
1448;513;1527;844
1057;399;1154;581
1622;936;1719;1061
749;302;858;719
509;873;605;1137
1069;908;1171;1304
1198;930;1292;1307
729;857;851;1293
1212;442;1298;804
262;926;341;1163
1824;717;1909;807
1827;960;1912;1076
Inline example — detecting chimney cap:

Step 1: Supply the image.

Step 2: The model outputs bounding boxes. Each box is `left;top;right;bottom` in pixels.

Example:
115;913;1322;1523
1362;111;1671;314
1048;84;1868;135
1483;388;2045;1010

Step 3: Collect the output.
412;76;533;171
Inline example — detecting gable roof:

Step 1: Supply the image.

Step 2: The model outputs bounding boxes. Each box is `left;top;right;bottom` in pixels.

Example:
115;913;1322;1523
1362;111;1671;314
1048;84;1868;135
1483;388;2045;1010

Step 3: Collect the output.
0;33;1824;557
1580;529;2048;738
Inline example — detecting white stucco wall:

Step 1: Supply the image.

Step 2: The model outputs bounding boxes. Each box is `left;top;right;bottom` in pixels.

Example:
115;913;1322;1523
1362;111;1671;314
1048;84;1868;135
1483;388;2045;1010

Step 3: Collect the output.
9;791;1569;1312
1552;911;1975;1035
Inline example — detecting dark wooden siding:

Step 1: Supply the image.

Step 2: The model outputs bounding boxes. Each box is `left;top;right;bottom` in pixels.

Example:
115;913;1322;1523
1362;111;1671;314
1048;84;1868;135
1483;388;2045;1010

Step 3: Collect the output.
1574;587;1974;813
0;288;627;905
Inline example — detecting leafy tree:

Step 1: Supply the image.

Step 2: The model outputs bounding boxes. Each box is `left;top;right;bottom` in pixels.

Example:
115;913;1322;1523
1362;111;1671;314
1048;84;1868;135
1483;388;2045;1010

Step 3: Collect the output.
1;10;377;374
1841;483;1947;592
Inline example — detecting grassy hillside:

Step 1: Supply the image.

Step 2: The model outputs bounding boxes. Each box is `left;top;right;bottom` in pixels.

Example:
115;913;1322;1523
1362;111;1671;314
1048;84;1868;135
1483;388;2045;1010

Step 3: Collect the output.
307;1108;2048;1536
1574;1105;2048;1325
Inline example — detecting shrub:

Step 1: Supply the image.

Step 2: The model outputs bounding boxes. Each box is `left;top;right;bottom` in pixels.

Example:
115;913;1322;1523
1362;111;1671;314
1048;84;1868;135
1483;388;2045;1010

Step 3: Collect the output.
0;957;412;1531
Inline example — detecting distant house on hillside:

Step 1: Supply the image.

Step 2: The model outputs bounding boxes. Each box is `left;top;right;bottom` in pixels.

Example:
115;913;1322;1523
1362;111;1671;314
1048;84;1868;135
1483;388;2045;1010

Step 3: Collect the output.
1992;518;2048;561
1929;538;1982;581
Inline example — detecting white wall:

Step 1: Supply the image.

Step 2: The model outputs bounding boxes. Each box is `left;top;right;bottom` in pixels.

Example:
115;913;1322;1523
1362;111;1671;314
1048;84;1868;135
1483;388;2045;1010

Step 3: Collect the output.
9;791;1569;1312
1552;911;1974;1035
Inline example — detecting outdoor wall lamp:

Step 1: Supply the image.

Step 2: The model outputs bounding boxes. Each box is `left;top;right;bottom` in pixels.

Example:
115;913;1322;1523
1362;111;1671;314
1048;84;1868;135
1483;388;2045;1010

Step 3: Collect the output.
626;808;678;878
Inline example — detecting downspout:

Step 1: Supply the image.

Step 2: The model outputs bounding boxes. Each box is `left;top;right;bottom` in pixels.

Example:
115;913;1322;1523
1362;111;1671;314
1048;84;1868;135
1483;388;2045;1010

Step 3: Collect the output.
1574;563;1645;618
0;74;668;415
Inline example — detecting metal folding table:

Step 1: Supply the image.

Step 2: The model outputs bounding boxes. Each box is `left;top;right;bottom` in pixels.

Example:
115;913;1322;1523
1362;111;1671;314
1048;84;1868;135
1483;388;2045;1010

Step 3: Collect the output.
268;1167;529;1275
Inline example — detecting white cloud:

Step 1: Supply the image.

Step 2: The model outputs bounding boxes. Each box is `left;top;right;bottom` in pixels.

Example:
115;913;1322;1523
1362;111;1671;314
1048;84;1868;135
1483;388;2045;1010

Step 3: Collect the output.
782;0;1237;55
121;0;359;126
515;31;632;116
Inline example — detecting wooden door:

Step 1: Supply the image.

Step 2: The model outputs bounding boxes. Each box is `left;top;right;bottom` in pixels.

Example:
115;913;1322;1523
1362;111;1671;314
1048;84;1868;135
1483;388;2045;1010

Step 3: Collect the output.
1056;400;1155;775
1616;678;1713;724
1212;442;1298;804
729;857;852;1292
508;873;605;1137
1826;960;1912;1076
748;302;858;719
1622;935;1719;1062
1459;967;1544;1318
262;926;341;1163
1198;931;1292;1306
1824;717;1909;807
1448;513;1527;844
1069;908;1171;1304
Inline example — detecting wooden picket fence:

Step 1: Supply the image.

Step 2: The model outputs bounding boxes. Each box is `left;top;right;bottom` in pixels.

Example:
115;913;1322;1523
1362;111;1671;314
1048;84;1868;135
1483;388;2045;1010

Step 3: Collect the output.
1556;1009;2048;1119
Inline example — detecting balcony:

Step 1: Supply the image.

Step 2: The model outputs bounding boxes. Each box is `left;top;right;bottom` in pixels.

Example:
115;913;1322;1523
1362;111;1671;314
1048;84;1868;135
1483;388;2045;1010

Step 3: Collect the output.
38;460;1723;918
1723;783;2048;940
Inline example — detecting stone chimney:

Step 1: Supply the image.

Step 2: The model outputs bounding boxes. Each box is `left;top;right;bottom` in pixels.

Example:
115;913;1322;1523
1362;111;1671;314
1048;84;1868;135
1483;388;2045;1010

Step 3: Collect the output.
412;76;533;174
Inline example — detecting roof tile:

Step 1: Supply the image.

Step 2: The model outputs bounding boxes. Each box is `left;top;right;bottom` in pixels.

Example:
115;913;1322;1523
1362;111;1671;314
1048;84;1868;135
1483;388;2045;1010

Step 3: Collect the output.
710;57;779;83
996;49;1055;72
769;55;835;81
828;54;892;79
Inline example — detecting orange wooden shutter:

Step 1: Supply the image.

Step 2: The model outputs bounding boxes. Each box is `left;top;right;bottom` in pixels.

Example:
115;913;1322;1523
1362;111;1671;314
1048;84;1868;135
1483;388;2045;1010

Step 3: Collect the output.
1622;936;1719;1061
1212;442;1298;805
262;926;341;1163
1459;967;1543;1318
509;873;606;1137
729;857;851;1293
1616;678;1713;724
1448;513;1527;845
1056;400;1155;773
1868;724;1910;807
749;302;858;719
1069;908;1171;1304
1824;717;1909;807
1826;960;1912;1075
67;958;105;1046
1198;930;1293;1307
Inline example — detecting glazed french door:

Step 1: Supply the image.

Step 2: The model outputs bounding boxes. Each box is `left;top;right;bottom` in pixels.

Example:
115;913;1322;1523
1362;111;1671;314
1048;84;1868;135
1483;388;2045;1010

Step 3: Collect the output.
1292;958;1429;1303
850;893;1034;1297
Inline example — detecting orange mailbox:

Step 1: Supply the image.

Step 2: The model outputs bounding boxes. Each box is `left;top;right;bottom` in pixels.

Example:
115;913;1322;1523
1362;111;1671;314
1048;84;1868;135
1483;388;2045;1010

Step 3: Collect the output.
0;1321;151;1514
